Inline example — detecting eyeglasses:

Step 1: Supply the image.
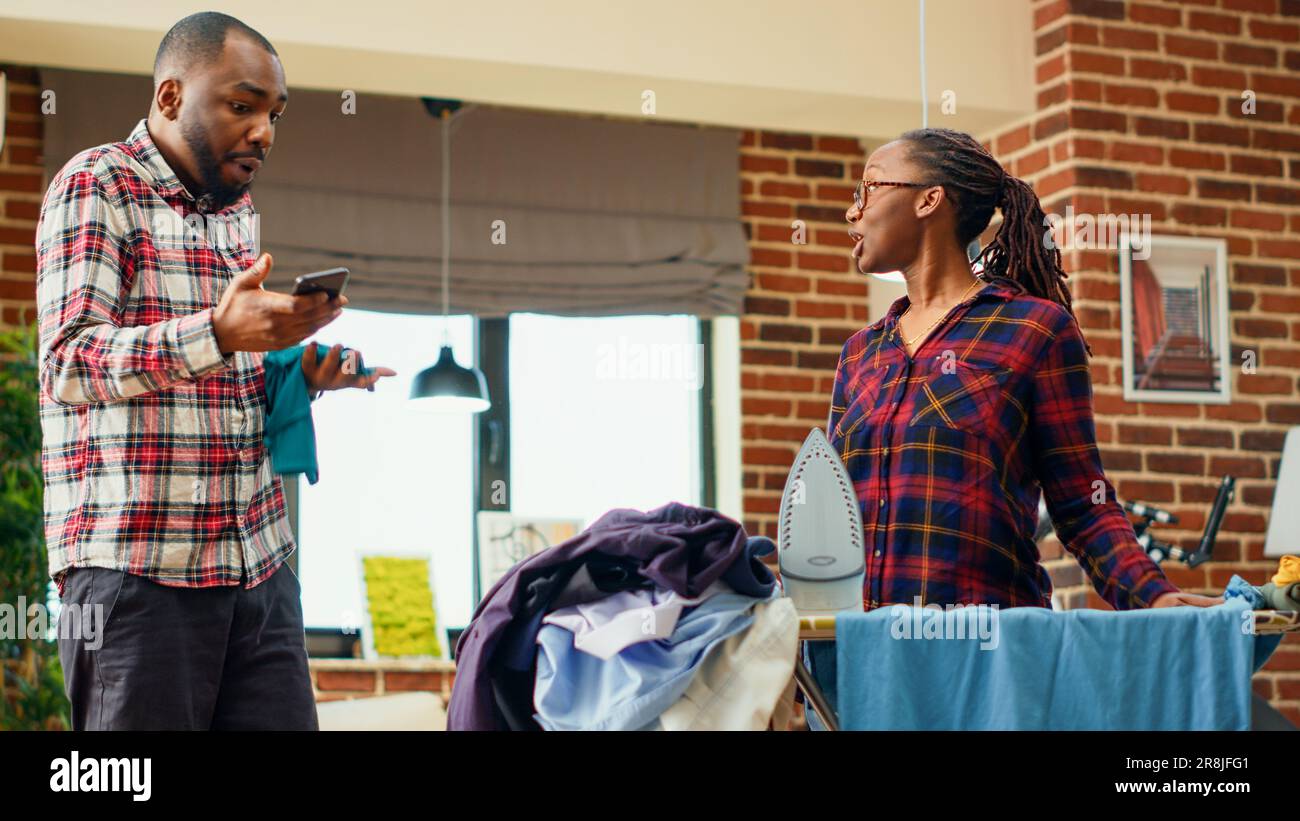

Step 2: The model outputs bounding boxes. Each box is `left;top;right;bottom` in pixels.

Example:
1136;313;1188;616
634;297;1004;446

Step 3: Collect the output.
853;179;930;211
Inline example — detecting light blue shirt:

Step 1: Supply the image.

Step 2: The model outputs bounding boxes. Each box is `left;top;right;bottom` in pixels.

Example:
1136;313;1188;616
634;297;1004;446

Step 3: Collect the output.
533;590;769;731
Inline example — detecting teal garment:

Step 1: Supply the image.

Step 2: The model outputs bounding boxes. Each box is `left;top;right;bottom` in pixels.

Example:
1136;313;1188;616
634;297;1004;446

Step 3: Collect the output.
263;343;372;485
806;575;1283;731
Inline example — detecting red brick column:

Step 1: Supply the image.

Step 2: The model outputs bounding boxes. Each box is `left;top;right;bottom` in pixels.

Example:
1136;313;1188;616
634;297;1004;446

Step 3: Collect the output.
0;65;42;330
737;130;868;540
1003;0;1300;721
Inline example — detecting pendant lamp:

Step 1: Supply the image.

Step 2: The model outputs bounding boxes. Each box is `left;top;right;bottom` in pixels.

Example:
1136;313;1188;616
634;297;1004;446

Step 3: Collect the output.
410;99;490;412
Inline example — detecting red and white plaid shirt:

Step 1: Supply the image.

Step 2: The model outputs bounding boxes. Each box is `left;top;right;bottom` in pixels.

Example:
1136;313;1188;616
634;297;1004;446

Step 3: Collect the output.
37;118;294;596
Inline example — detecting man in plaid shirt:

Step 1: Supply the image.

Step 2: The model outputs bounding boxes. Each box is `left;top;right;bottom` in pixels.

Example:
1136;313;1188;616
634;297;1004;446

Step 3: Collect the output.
38;13;391;730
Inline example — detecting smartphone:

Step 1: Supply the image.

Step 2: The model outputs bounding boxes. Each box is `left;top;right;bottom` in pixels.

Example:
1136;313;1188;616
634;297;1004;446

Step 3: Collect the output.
292;267;349;299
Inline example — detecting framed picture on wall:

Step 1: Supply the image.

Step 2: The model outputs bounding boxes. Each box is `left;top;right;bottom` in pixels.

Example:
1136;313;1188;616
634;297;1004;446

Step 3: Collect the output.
1120;233;1230;404
475;513;583;595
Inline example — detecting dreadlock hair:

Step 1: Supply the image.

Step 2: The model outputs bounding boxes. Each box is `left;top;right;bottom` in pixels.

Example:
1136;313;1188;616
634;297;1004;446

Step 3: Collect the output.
898;127;1092;357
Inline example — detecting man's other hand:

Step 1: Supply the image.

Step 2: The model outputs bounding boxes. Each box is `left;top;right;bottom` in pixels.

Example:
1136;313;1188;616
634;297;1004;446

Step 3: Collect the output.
302;342;396;394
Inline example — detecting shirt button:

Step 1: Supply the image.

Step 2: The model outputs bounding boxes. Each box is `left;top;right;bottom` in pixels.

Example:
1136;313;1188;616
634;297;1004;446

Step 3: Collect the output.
874;550;882;558
879;498;886;507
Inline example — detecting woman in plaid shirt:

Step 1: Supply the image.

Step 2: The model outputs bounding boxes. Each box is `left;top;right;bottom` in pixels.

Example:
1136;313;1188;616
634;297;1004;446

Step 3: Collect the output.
832;128;1220;613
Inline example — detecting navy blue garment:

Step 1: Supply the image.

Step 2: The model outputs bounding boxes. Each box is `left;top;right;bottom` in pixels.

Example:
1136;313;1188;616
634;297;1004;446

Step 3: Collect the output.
723;536;777;597
448;503;776;731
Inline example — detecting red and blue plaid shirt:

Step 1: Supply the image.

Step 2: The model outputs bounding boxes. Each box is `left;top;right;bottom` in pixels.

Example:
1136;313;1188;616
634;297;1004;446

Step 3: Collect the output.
37;119;294;596
828;274;1178;611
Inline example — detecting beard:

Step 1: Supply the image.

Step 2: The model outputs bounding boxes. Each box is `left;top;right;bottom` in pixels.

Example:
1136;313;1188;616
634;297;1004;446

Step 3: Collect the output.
179;114;250;212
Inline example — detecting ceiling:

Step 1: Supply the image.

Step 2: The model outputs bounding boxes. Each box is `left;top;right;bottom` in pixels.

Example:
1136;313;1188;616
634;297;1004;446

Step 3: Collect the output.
1;0;1035;140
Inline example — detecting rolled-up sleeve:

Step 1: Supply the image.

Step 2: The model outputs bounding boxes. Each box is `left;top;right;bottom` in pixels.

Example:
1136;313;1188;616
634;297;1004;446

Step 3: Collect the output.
1029;309;1179;610
36;167;233;405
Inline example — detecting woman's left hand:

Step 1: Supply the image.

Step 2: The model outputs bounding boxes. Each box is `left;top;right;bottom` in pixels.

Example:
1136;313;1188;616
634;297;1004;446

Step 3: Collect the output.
1151;591;1224;608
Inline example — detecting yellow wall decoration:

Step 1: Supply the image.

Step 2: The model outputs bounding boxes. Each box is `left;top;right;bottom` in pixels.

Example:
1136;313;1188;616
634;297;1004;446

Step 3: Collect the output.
360;556;443;658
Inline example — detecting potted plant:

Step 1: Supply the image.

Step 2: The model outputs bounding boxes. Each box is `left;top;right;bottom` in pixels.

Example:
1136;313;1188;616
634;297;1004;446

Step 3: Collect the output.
0;324;68;730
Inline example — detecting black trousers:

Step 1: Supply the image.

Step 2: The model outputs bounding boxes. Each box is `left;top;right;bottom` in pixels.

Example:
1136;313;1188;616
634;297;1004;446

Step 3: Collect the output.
57;561;319;731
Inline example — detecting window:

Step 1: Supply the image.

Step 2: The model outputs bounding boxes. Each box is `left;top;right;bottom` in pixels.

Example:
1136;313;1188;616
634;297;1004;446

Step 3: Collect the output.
296;310;476;632
508;313;704;523
293;310;711;638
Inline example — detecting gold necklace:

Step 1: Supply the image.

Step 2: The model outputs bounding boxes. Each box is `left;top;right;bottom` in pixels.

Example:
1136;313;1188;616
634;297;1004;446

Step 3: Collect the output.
899;277;983;347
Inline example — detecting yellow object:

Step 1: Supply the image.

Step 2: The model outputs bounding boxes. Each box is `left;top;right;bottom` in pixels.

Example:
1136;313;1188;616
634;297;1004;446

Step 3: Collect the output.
1273;555;1300;586
361;556;443;658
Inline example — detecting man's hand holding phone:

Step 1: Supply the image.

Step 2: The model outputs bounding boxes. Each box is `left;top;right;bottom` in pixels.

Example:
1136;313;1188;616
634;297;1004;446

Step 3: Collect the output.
212;253;344;354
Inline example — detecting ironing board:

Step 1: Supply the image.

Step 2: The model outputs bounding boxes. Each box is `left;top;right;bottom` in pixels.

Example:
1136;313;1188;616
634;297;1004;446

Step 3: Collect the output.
776;426;1300;729
791;609;1300;732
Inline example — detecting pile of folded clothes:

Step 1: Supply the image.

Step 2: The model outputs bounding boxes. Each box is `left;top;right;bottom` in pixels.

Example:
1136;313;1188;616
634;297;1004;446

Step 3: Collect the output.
447;502;799;731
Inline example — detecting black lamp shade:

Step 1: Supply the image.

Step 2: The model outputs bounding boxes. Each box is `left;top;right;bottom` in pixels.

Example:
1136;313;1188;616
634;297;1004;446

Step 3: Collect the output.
409;344;490;412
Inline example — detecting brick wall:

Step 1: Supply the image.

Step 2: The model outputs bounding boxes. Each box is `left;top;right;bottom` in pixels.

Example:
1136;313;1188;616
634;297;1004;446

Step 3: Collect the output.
738;130;868;538
993;0;1300;611
736;0;1300;723
310;659;455;705
0;65;42;330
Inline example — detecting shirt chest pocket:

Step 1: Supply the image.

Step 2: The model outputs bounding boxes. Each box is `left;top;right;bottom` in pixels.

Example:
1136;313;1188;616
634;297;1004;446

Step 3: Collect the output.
909;360;1011;435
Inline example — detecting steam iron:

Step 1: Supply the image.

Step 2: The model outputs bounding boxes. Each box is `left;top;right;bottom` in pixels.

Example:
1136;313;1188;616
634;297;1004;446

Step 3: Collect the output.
778;428;866;616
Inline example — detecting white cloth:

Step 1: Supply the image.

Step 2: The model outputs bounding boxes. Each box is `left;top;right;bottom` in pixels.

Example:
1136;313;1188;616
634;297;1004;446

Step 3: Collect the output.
541;580;729;661
649;596;799;731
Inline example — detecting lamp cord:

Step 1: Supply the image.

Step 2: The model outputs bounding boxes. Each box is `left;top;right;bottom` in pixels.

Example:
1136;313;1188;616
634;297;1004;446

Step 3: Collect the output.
919;0;927;129
440;109;452;347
